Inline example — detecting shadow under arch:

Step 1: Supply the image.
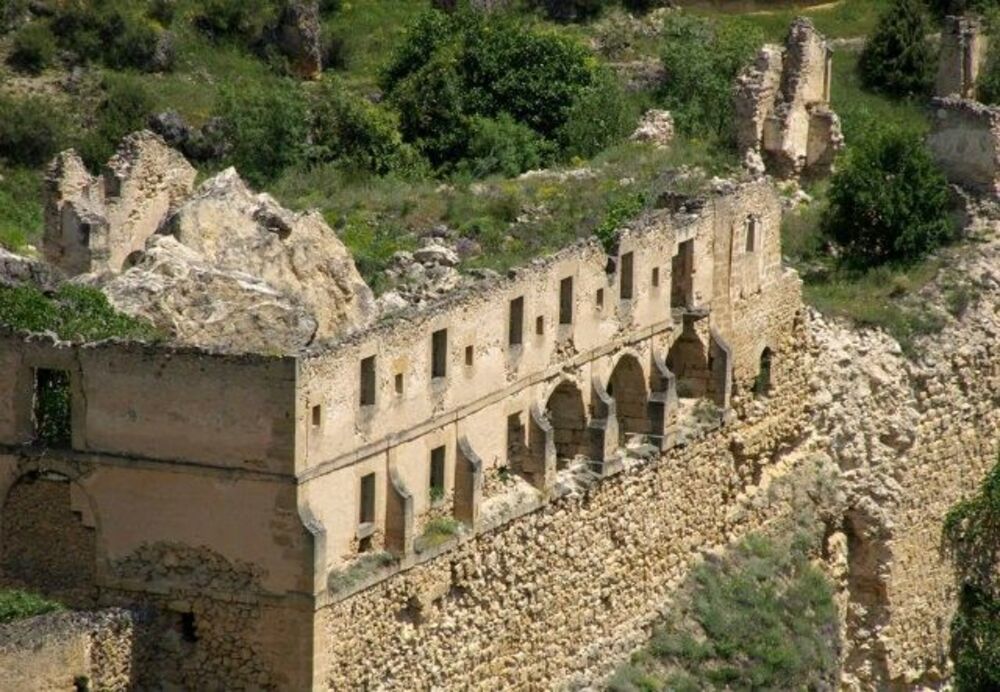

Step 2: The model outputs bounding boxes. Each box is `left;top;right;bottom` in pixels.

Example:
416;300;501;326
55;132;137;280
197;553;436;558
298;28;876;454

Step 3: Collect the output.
544;379;588;465
606;352;651;444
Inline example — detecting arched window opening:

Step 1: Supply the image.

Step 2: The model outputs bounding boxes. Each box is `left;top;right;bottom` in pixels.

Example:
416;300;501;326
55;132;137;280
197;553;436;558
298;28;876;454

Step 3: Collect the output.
545;381;587;468
607;355;650;445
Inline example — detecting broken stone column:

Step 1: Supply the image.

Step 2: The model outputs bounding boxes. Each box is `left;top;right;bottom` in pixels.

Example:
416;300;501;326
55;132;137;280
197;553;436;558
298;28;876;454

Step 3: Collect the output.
734;18;843;180
276;0;323;80
42;131;196;276
935;15;990;100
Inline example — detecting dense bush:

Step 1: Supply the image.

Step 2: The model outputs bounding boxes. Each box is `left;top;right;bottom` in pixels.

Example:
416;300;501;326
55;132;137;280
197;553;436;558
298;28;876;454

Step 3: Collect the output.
216;79;310;186
975;10;1000;104
310;78;425;176
458;115;554;178
9;22;56;74
944;455;1000;691
0;95;66;167
383;10;628;172
77;77;154;170
558;68;634;159
0;284;159;342
859;0;935;97
50;1;171;72
192;0;280;42
658;14;763;139
822;127;953;266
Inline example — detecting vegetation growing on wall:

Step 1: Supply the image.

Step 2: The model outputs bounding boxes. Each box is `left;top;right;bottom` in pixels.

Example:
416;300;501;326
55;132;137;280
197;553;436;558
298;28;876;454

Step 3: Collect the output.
943;453;1000;691
608;531;839;691
0;589;64;623
0;284;159;343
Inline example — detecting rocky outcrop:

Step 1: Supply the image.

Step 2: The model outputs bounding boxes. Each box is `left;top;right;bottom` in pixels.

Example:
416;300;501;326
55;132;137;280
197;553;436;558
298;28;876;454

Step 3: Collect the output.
0;248;59;290
160;168;374;344
43;131;197;276
91;236;320;353
630;109;675;148
275;0;323;79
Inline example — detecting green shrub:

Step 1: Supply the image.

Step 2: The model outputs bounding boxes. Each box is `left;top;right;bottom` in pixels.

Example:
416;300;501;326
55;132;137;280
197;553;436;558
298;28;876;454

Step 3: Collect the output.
944;454;1000;691
384;10;621;171
310;77;425;176
658;14;763;139
0;590;63;623
9;22;57;74
77;77;153;170
821;126;952;266
0;95;67;167
1;0;29;34
596;191;646;252
192;0;280;42
558;68;635;159
859;0;935;97
458;115;554;178
612;532;839;690
50;1;169;72
0;284;159;342
216;79;310;186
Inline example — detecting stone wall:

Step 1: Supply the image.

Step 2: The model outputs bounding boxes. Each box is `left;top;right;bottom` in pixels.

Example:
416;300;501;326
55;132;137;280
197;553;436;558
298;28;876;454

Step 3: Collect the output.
936;15;989;100
928;97;1000;197
0;608;140;691
314;309;815;688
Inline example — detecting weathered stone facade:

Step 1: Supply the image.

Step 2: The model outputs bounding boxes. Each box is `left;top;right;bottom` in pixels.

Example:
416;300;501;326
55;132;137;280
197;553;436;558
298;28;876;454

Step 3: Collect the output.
735;18;844;179
928;96;1000;197
936;15;990;100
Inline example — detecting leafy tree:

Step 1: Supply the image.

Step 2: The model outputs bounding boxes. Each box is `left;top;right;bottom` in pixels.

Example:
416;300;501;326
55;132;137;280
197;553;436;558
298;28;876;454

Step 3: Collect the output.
383;10;627;172
310;77;426;176
216;79;310;186
658;14;763;139
50;1;170;72
557;68;635;159
8;22;56;74
859;0;935;97
944;455;1000;691
77;77;154;170
822;126;952;266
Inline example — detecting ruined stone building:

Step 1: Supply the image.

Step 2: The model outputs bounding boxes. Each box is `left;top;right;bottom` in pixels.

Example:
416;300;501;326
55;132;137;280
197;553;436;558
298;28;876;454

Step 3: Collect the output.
936;15;990;101
0;129;808;688
734;18;843;179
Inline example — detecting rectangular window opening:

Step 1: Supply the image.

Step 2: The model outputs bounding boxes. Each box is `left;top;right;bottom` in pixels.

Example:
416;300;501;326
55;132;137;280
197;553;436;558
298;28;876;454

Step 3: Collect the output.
508;296;524;346
359;472;376;524
311;404;322;429
746;216;758;253
430;446;446;501
559;277;574;325
465;345;474;367
652;267;660;287
394;372;404;395
360;355;376;407
33;368;71;448
596;288;604;308
535;316;544;335
432;329;448;378
620;252;634;300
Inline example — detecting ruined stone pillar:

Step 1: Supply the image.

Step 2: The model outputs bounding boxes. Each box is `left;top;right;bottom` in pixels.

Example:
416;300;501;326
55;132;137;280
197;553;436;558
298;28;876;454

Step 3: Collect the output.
936;16;989;100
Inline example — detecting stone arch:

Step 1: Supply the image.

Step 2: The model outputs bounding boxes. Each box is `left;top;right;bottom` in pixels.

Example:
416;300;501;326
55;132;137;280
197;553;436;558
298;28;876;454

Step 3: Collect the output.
666;315;711;399
0;470;98;607
607;353;650;443
544;380;588;464
753;346;774;397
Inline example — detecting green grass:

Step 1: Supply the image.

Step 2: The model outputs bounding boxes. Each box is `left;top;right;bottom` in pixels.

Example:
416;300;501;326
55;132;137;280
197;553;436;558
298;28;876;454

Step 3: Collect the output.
0;589;64;623
690;0;891;42
610;532;839;691
830;52;929;142
327;551;396;594
0;167;43;252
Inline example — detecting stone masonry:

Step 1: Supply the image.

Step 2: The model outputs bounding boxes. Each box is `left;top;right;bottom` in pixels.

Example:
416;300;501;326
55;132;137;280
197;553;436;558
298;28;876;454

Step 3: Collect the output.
936;15;990;100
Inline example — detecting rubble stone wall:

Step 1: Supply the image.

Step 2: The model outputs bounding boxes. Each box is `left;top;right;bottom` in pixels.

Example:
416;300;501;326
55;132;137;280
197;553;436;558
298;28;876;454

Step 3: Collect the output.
935;15;989;100
0;608;140;692
314;310;815;688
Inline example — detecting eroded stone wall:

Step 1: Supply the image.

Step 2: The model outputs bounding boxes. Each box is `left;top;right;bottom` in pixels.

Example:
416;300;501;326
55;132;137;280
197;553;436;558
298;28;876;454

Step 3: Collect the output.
928;97;1000;197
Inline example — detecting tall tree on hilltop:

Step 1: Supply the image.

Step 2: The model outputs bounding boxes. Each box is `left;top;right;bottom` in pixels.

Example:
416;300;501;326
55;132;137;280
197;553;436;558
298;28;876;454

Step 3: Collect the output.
860;0;935;96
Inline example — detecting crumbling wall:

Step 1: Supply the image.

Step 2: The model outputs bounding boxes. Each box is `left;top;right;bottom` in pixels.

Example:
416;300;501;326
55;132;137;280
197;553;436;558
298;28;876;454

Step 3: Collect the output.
936;15;989;100
313;315;815;688
928;97;1000;197
43;131;196;276
735;18;843;179
0;608;141;692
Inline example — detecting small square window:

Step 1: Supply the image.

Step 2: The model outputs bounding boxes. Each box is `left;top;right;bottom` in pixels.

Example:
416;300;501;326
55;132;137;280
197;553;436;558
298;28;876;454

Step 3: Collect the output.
311;404;322;429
